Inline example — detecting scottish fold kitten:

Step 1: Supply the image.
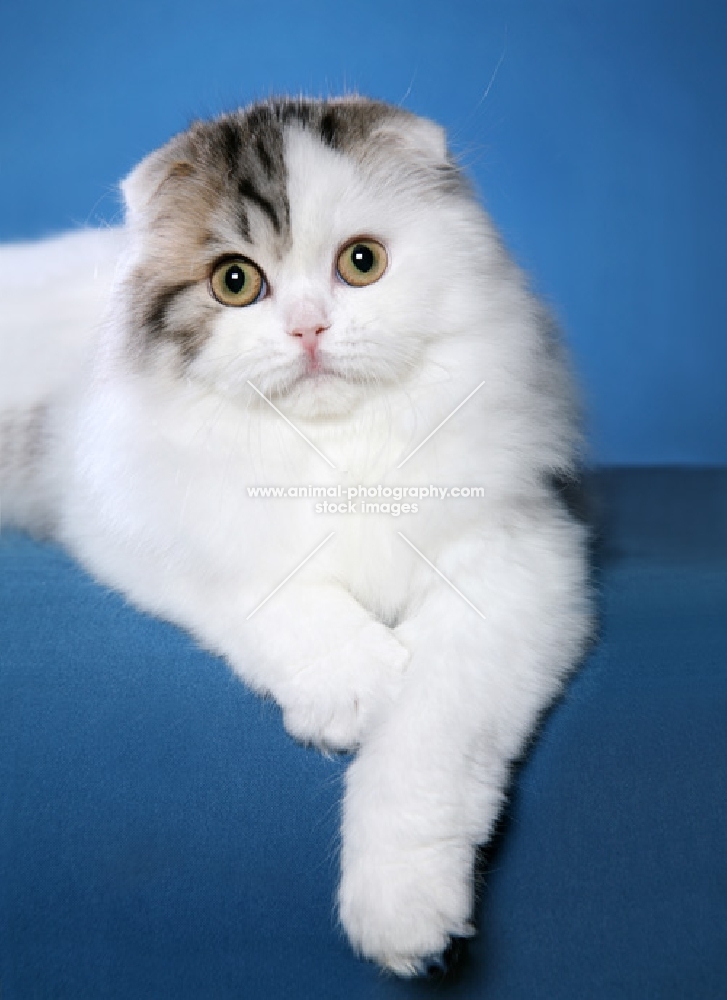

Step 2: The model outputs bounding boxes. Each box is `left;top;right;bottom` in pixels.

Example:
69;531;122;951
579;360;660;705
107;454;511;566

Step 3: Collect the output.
0;96;591;975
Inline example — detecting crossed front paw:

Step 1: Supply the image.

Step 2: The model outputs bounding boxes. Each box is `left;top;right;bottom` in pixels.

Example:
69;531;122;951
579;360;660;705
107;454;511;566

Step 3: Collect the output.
278;622;410;751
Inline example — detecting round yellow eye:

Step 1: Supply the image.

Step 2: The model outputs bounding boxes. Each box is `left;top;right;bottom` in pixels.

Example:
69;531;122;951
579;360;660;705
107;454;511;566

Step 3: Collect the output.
336;239;387;287
210;257;265;307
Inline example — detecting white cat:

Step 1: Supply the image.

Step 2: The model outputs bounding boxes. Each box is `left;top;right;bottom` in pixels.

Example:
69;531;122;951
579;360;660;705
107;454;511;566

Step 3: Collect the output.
0;96;591;975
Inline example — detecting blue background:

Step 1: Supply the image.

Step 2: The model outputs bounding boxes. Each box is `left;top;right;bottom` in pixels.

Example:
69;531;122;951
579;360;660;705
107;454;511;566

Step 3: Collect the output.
1;0;725;464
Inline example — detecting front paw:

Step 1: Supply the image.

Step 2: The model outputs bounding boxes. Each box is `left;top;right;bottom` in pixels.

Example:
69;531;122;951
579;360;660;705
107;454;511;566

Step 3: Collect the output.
338;834;476;975
279;623;409;751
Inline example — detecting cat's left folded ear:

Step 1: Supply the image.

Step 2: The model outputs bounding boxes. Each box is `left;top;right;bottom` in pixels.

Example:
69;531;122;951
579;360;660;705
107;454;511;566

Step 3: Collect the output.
372;113;449;166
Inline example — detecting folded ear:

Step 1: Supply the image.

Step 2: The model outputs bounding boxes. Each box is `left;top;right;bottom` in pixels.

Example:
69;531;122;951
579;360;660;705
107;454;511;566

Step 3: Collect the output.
327;96;449;164
120;135;195;220
367;107;449;165
394;114;448;162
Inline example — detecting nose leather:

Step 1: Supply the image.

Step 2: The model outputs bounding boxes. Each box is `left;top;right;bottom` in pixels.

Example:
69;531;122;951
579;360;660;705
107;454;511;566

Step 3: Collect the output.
292;325;326;356
286;298;330;356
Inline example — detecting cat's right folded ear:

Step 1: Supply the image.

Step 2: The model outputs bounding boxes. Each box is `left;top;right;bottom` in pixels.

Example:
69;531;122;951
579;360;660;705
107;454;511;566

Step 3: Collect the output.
120;138;195;220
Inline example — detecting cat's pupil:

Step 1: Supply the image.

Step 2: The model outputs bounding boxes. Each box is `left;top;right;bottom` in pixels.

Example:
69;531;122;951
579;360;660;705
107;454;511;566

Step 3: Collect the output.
351;245;374;273
225;266;245;294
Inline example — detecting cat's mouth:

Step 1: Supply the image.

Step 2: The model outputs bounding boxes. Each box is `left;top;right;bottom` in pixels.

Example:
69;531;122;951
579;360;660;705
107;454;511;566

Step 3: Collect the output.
248;354;375;413
302;357;330;377
296;354;348;384
275;354;372;414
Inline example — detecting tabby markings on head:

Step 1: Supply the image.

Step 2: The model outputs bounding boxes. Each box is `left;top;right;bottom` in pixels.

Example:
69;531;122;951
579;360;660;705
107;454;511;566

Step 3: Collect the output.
131;97;450;362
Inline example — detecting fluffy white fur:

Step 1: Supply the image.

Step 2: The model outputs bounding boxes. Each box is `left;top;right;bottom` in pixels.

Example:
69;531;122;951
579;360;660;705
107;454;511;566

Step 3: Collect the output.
0;103;591;975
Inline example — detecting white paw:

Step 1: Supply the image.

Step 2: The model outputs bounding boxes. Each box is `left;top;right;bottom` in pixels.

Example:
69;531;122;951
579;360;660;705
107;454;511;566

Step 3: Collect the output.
338;834;476;975
278;622;409;751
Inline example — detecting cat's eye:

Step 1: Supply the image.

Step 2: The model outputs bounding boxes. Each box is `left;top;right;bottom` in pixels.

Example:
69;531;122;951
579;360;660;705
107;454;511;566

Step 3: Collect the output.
336;238;388;288
209;256;266;307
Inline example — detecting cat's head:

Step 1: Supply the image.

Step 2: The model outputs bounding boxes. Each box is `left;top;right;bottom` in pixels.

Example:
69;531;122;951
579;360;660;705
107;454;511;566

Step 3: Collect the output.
119;97;490;420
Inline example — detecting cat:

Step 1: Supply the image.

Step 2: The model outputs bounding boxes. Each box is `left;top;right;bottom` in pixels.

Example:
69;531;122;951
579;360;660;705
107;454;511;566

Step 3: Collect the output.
0;96;592;975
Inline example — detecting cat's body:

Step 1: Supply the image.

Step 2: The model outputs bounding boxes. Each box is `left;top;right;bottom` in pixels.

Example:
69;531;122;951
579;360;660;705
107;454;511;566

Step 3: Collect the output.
0;97;591;974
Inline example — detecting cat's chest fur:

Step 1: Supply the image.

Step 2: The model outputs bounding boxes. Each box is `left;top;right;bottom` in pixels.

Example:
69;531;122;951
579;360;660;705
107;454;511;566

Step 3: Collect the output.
65;368;446;626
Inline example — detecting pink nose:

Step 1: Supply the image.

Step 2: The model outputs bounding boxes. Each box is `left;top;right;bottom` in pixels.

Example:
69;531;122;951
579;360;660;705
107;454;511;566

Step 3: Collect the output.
288;324;328;357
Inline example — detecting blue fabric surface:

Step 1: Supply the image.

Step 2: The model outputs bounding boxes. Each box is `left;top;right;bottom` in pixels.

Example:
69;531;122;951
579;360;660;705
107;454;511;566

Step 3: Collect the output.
1;469;726;998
